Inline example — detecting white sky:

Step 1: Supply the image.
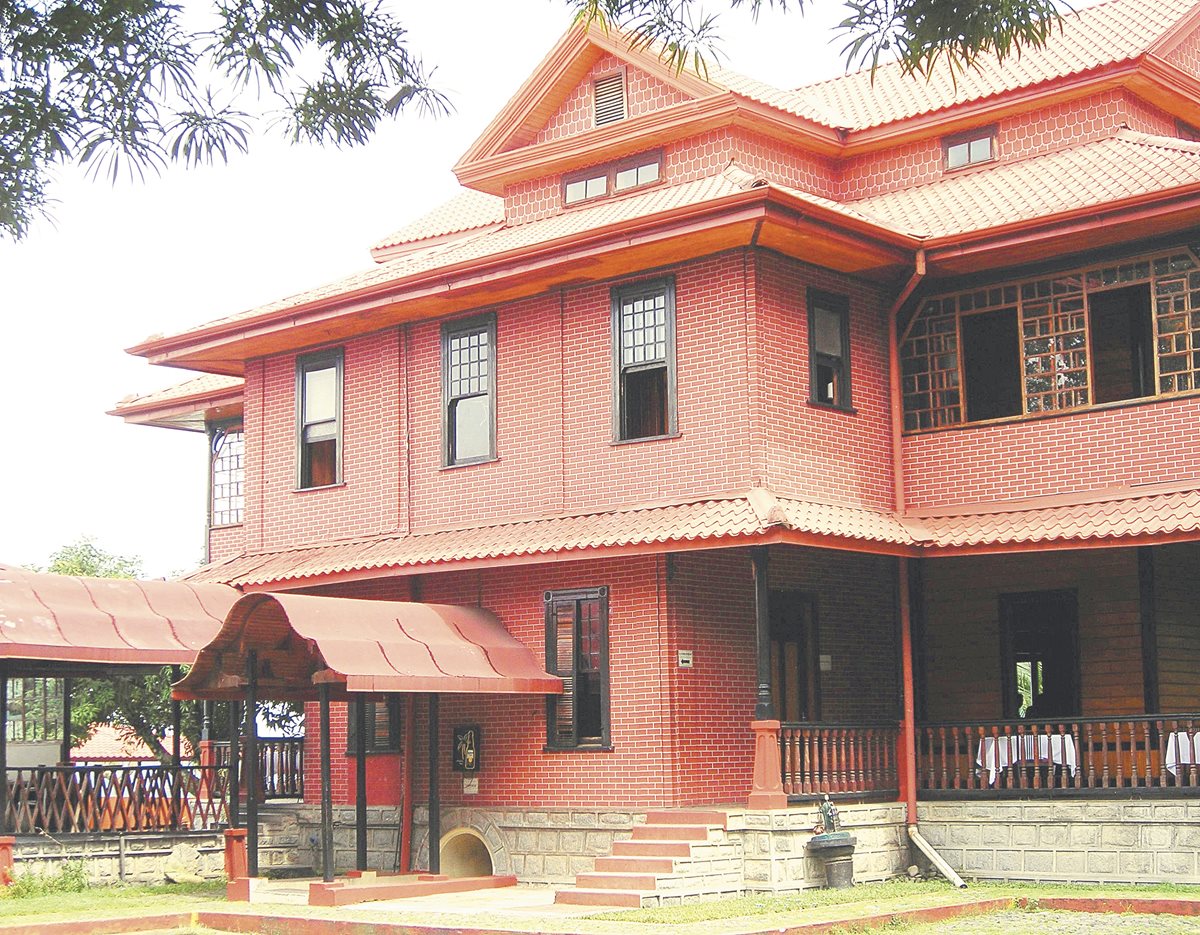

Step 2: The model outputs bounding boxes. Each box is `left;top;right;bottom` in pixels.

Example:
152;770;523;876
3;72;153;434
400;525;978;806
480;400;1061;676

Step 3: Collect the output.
0;1;863;577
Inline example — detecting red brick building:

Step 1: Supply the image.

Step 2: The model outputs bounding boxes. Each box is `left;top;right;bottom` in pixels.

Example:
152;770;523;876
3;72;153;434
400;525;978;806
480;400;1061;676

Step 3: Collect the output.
117;0;1200;896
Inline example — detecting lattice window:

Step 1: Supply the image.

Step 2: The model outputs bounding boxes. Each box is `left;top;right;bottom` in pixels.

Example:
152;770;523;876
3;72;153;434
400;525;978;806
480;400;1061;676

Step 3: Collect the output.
1150;252;1200;394
1019;276;1088;413
901;297;961;430
442;314;495;465
210;424;244;526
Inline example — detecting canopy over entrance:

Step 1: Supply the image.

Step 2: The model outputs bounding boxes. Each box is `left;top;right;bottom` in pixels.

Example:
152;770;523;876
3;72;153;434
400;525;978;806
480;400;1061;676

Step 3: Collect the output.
174;592;562;700
0;564;238;676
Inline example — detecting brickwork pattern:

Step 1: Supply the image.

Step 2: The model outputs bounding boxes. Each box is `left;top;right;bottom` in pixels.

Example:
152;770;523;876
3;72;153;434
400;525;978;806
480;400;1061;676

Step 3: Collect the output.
208;523;245;564
919;799;1200;883
902;395;1200;510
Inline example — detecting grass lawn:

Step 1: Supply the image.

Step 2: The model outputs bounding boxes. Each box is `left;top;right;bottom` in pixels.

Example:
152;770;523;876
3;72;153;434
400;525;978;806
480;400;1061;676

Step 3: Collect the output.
0;878;225;922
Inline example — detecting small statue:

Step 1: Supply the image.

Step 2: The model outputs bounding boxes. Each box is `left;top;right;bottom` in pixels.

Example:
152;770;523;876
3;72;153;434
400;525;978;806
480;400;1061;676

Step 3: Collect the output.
814;794;840;834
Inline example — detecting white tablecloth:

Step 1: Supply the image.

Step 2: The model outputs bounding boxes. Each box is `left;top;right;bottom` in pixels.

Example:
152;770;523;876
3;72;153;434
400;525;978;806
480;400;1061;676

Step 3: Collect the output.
1164;732;1200;777
976;734;1078;786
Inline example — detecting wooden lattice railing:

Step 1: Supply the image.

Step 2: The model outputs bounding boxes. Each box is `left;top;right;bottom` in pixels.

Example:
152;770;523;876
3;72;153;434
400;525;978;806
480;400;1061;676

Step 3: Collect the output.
918;716;1200;793
779;722;901;798
4;765;228;834
212;737;304;800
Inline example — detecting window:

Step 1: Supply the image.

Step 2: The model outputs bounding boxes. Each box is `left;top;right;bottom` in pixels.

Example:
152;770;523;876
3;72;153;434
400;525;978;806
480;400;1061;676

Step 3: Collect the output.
209;421;244;526
1000;591;1079;720
945;128;995;169
346;698;402;754
296;349;342;488
613;278;675;441
808;289;851;409
770;591;820;722
442;314;496;465
545;587;610;749
900;247;1200;431
563;152;662;206
960;308;1021;422
1089;284;1153;404
593;71;626;126
6;678;62;742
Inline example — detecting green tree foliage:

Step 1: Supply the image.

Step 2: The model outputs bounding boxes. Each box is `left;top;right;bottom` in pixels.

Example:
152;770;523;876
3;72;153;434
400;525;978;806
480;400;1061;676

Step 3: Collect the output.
43;536;142;579
2;0;1068;241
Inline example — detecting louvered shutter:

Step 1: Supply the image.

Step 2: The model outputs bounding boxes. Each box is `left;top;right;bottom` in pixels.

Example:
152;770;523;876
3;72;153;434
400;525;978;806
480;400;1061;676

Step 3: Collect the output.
593;73;626;127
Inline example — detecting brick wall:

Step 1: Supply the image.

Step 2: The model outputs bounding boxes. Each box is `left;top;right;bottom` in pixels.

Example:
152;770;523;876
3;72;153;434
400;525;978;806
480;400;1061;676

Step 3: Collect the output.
902;394;1200;510
1153;541;1200;711
920;549;1144;722
207;523;244;564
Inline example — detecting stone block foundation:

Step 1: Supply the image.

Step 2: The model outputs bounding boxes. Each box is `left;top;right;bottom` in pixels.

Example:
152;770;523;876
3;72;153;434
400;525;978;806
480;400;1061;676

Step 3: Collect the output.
918;798;1200;884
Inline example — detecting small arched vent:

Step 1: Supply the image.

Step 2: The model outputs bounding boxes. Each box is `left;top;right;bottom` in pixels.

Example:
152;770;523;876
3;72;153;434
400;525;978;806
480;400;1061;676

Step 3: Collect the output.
594;72;627;127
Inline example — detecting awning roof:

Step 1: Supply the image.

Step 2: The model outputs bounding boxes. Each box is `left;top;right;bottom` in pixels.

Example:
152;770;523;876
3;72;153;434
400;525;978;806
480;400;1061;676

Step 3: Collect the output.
0;565;238;676
174;592;562;701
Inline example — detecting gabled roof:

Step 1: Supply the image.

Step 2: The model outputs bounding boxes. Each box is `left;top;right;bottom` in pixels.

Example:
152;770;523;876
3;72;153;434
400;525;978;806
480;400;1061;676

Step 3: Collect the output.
797;0;1200;131
371;189;505;260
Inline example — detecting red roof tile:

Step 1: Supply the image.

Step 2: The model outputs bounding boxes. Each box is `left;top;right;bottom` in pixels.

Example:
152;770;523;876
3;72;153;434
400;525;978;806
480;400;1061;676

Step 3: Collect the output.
851;130;1200;237
112;374;244;413
795;0;1199;130
909;484;1200;549
183;492;913;588
73;723;194;762
371;189;505;253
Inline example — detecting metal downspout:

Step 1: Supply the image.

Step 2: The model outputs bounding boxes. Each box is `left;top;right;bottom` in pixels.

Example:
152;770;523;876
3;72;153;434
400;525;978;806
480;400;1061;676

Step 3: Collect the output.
887;251;965;888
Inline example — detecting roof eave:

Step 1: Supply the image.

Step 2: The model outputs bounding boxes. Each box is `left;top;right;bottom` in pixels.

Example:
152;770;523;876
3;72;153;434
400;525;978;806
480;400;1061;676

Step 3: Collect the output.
108;385;245;431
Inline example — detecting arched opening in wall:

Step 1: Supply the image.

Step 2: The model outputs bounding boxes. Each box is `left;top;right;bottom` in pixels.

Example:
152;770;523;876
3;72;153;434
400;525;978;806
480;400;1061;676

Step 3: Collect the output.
440;828;493;878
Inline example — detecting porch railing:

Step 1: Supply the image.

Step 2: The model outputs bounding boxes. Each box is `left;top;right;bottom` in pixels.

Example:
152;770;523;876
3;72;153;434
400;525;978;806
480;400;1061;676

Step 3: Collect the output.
4;765;229;834
918;716;1200;794
780;721;900;798
212;736;304;799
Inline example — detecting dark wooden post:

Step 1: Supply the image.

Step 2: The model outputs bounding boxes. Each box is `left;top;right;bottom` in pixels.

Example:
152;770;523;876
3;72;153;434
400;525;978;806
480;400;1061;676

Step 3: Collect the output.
318;683;335;882
170;666;182;831
400;694;415;872
752;547;773;720
1138;547;1160;715
898;556;918;824
245;651;259;878
0;668;8;834
355;698;368;871
427;694;440;874
201;701;212;741
228;700;241;829
60;677;72;765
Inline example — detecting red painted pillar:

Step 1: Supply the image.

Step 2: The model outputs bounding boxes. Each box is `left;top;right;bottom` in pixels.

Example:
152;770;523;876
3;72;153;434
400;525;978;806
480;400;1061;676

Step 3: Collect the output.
747;720;788;809
0;836;14;885
224;827;248;881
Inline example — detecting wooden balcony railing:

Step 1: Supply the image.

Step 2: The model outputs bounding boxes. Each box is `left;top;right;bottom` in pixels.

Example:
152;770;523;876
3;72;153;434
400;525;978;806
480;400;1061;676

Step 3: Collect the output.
918;716;1200;794
212;736;304;800
780;721;901;798
4;765;228;834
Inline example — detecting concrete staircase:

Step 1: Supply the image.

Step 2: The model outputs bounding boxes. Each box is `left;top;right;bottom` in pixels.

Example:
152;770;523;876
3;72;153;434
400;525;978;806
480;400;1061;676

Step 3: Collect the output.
554;809;742;908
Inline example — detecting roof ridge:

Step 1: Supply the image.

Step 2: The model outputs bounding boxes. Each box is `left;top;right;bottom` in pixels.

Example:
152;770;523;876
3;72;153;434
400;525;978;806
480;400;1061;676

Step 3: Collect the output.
1117;126;1200;153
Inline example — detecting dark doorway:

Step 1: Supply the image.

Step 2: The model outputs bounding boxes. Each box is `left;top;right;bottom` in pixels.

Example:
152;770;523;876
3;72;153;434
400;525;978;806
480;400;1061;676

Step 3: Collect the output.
961;308;1022;422
1089;285;1153;404
1000;590;1080;720
769;591;820;721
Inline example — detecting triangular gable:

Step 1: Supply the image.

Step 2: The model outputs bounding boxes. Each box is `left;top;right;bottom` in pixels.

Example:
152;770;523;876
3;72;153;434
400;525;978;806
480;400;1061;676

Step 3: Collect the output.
1151;0;1200;84
526;52;693;150
456;24;717;170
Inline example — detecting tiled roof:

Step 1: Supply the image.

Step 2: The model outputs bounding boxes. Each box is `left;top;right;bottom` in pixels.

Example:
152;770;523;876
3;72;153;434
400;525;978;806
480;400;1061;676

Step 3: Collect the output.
795;0;1198;130
164;165;893;338
371;189;505;252
112;374;244;412
911;485;1200;549
184;491;913;587
73;723;194;762
850;130;1200;238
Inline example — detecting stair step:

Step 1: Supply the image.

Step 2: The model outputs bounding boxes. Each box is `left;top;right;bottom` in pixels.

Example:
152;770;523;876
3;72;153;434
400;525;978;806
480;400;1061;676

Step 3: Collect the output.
612;840;692;858
555;887;649;908
632;824;709;841
575;871;658;890
595;855;676;873
643;809;728;828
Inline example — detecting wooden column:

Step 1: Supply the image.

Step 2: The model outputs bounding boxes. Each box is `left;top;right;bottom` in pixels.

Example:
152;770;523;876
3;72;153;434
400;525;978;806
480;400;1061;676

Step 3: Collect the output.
355;698;368;871
318;683;335;882
400;695;415;872
228;701;241;829
751;547;773;720
170;667;182;766
1138;547;1160;715
60;677;72;765
244;652;259;878
427;694;440;873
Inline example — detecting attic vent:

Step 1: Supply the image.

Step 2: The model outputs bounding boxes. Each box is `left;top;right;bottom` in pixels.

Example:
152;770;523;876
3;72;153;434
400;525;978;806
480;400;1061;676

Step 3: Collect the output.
593;73;626;127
